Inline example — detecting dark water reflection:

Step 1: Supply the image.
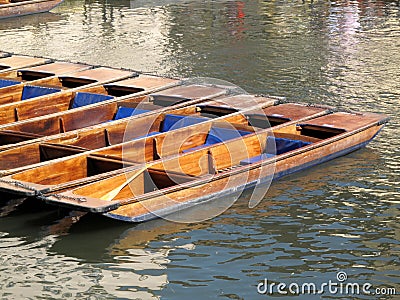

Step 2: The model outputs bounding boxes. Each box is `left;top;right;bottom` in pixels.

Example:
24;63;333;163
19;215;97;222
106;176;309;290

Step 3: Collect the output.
0;0;399;299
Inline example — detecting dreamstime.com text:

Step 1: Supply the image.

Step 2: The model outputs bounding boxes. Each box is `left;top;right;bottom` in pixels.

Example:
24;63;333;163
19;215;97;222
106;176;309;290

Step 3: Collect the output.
257;272;397;296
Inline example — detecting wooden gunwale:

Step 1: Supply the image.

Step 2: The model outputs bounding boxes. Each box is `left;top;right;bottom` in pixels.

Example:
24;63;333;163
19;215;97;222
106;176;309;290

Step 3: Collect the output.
0;102;329;195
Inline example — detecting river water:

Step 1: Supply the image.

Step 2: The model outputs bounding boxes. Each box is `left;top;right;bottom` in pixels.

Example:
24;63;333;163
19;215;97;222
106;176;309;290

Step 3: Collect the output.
0;0;399;299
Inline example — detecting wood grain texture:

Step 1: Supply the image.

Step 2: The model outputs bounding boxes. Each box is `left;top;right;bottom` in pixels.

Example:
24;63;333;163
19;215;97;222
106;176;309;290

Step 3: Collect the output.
0;55;50;73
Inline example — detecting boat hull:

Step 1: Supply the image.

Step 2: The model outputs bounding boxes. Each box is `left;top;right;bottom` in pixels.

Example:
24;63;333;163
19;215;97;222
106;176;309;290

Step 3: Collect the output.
0;0;64;19
104;123;385;222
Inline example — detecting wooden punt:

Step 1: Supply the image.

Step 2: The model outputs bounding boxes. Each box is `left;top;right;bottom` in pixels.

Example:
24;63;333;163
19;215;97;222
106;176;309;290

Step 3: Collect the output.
0;54;51;74
0;62;92;103
0;102;331;195
0;0;64;19
35;110;388;222
0;83;227;152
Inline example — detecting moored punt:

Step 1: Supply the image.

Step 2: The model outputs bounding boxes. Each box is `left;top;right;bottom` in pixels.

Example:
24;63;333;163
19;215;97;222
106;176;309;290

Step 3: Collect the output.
0;83;226;152
0;0;64;19
0;54;51;74
0;62;92;104
0;101;331;194
37;110;388;222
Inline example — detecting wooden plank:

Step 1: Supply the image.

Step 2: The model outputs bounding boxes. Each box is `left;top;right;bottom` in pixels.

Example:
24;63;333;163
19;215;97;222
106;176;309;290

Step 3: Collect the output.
300;112;386;131
59;67;133;84
0;55;50;73
17;62;91;80
107;75;178;90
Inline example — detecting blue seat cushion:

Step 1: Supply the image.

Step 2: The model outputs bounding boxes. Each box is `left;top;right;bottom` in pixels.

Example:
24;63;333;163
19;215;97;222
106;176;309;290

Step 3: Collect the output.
238;137;311;166
71;92;114;109
265;136;311;155
21;86;61;100
114;107;150;120
0;79;20;88
205;127;251;145
239;153;275;165
161;114;210;132
182;127;251;153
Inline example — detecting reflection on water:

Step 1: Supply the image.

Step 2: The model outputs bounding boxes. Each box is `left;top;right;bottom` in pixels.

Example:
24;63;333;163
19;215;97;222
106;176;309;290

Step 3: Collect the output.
0;0;399;299
0;13;64;32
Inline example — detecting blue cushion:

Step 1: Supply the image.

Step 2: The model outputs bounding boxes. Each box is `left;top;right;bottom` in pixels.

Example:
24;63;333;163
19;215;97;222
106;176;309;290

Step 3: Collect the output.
240;153;275;165
21;86;61;100
182;127;251;153
114;107;150;120
161;114;209;132
265;136;311;155
0;79;20;88
71;92;113;109
205;127;251;145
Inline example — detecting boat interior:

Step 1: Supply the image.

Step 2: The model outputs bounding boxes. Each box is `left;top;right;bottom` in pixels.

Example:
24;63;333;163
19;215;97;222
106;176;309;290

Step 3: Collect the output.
0;67;133;107
0;84;230;147
145;112;351;179
0;63;93;105
42;111;364;210
0;105;257;180
0;102;329;176
0;105;344;195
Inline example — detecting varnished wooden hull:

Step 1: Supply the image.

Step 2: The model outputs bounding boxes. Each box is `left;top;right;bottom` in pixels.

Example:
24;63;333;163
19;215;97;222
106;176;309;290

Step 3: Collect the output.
108;123;384;222
0;0;64;19
36;111;388;222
